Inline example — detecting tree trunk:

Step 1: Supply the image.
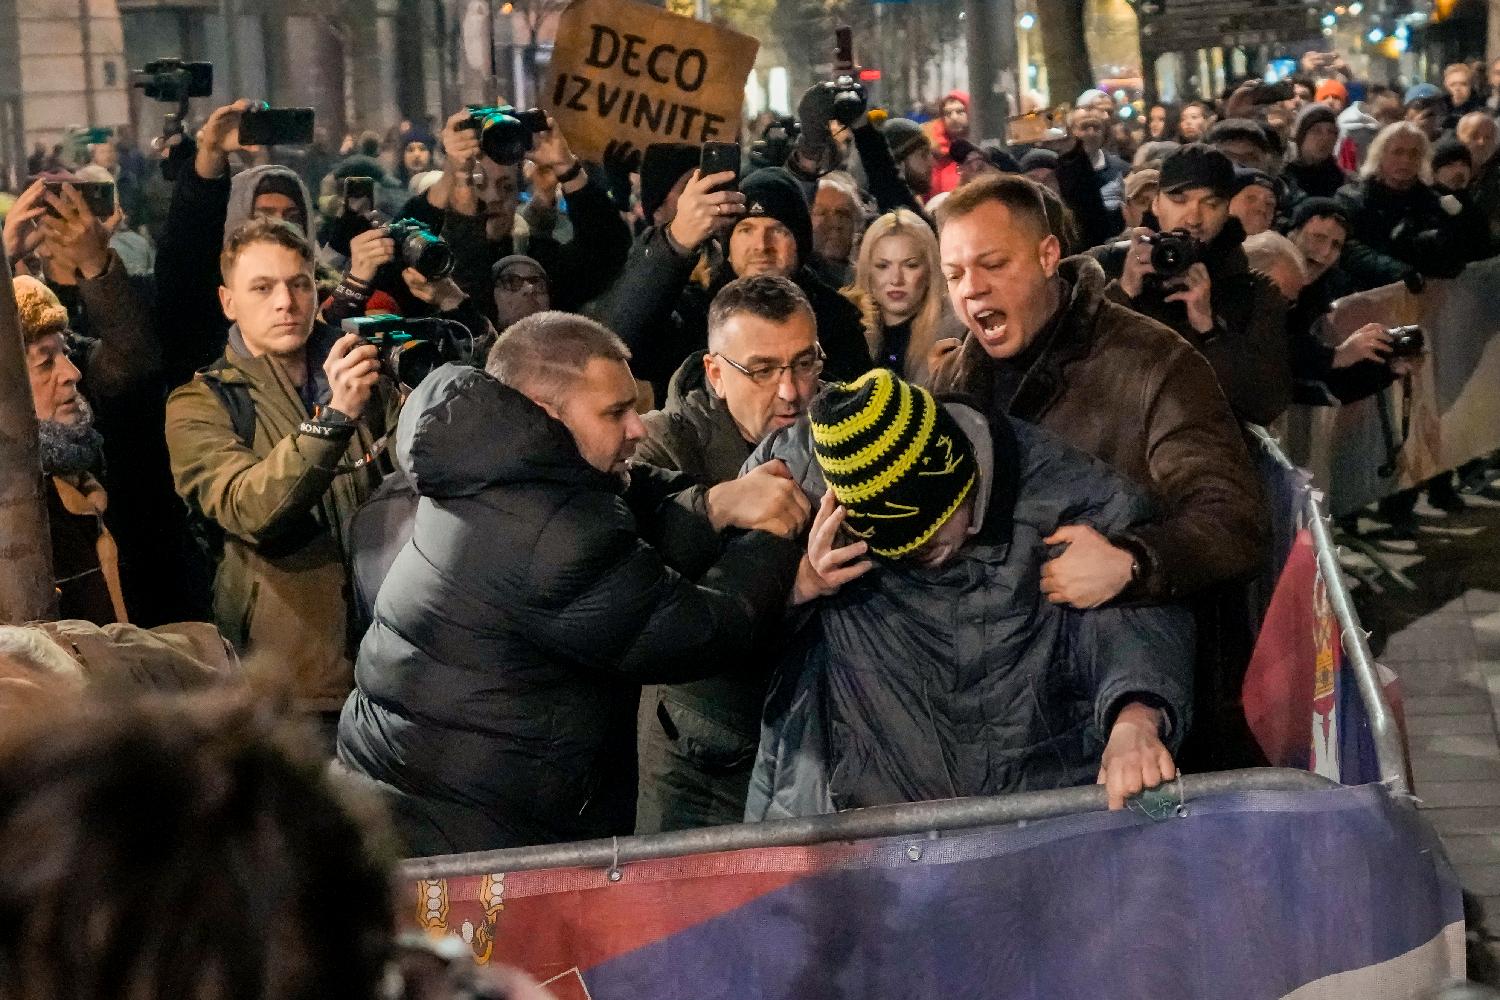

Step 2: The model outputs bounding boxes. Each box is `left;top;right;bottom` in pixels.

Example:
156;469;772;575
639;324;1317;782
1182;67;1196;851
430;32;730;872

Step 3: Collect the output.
1037;0;1091;106
965;0;1018;138
311;20;349;136
0;255;58;624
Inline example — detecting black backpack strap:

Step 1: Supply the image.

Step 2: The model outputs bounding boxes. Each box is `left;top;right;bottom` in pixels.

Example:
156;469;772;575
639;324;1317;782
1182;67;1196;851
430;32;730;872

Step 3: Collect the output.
197;358;257;447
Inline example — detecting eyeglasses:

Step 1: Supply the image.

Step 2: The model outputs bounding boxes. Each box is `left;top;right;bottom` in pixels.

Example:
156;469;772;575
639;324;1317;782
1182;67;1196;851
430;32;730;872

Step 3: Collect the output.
715;347;825;386
497;273;546;293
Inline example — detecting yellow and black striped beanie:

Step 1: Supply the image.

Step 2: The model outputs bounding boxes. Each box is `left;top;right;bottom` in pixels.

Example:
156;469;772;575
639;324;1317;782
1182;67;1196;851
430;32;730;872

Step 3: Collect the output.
809;369;977;558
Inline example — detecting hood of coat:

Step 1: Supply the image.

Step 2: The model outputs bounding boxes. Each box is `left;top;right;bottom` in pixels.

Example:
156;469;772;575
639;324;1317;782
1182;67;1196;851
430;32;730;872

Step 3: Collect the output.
223;164;315;247
662;350;718;420
1336;102;1381;136
394;364;618;499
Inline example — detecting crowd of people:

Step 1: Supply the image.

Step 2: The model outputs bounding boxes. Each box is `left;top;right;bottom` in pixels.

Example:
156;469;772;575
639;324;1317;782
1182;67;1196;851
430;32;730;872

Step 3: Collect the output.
5;47;1500;912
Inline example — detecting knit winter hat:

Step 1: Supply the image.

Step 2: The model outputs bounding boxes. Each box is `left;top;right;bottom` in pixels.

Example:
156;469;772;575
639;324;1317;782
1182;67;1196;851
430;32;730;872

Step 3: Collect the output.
12;276;68;346
881;118;931;162
640;142;701;224
737;167;814;267
1315;79;1348;104
1292;102;1340;147
809;368;977;558
1432;137;1473;174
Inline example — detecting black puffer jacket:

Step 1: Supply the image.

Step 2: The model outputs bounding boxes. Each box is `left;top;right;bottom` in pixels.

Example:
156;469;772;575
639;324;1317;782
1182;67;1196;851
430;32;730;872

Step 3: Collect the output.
745;407;1194;818
336;364;799;854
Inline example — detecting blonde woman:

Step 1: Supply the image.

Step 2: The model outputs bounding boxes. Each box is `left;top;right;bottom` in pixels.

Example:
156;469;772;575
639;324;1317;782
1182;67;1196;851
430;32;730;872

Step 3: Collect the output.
845;209;952;382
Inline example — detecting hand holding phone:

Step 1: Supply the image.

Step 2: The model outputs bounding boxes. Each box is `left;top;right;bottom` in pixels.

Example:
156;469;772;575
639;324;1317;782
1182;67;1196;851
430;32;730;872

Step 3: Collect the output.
699;142;741;191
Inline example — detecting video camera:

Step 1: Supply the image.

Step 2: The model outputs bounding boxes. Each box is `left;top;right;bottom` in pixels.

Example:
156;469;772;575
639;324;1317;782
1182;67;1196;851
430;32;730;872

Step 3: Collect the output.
457;105;549;166
341;314;475;391
132;58;214;179
751;116;800;171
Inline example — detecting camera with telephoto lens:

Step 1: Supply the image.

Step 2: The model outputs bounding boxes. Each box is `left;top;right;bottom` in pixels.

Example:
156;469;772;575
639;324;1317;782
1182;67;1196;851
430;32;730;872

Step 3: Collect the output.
341;314;475;391
1386;324;1425;359
359;214;454;281
458;105;549;166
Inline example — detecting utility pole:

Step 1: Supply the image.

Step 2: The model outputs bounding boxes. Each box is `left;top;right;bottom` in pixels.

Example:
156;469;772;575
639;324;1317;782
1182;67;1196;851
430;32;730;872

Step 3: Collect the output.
0;256;58;625
964;0;1018;141
220;0;240;98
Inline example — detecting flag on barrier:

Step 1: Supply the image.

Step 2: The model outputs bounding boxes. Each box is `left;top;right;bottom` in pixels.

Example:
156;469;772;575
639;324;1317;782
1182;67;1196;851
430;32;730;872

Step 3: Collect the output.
402;784;1461;998
1244;528;1407;786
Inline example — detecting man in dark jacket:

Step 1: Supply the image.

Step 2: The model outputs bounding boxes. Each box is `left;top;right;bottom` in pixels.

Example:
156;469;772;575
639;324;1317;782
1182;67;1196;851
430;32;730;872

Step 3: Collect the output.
396;109;630;325
930;174;1267;771
633;275;821;833
596;167;872;402
1094;143;1291;426
336;312;802;855
745;370;1193;818
1283;103;1348;208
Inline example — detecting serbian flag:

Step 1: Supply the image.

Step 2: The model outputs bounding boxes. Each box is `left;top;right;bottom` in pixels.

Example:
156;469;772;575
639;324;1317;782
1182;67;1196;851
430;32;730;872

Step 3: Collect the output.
1244;528;1408;786
401;783;1461;997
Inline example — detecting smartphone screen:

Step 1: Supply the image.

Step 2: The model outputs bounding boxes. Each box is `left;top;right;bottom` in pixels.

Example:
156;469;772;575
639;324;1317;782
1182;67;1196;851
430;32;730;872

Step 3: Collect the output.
238;107;315;146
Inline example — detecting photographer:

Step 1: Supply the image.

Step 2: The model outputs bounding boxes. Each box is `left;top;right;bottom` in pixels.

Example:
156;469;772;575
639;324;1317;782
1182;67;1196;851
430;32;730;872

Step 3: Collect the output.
154;98;321;387
1094;143;1291;426
1336;121;1479;292
166;217;399;706
397;108;630;324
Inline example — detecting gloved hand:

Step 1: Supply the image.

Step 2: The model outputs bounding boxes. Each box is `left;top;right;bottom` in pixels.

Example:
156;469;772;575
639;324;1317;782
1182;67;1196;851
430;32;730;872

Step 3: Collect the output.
602;139;642;214
795;82;839;164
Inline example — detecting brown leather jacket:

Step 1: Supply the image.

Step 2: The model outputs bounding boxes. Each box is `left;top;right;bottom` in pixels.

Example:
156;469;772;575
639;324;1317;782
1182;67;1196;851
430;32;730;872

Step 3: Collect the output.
930;255;1267;602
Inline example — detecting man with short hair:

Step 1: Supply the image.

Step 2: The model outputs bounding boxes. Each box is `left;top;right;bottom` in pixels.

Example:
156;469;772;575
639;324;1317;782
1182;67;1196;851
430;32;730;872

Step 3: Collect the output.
1442;63;1483;128
810;172;863;287
166;217;397;703
1071;107;1130;232
634;275;823;832
930;174;1267;770
336;312;803;854
597;166;871;402
1096;144;1291;426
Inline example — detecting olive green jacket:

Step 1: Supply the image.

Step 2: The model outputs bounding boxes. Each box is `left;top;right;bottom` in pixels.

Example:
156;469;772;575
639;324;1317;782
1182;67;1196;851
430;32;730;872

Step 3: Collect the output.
165;325;396;702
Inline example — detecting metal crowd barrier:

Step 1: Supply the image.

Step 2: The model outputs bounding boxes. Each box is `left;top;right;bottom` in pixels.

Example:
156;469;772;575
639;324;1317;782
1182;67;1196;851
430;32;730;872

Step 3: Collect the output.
400;768;1336;880
1252;426;1410;796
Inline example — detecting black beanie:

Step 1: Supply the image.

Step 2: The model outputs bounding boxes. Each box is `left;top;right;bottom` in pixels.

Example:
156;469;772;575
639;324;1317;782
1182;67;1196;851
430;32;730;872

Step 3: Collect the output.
640;142;700;224
810;369;977;558
1432;137;1472;175
738;167;814;268
1292;102;1339;148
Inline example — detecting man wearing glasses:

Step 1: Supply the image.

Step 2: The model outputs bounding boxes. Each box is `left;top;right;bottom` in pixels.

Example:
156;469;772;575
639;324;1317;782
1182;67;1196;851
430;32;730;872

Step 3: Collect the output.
633;274;825;834
490;255;550;331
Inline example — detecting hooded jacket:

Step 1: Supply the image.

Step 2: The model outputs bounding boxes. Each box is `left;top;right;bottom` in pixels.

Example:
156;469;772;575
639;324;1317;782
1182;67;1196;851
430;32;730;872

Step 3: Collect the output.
1334;103;1381;174
744;406;1194;818
1093;215;1291;426
925;90;970;197
156;162;315;387
335;364;800;855
165;322;396;702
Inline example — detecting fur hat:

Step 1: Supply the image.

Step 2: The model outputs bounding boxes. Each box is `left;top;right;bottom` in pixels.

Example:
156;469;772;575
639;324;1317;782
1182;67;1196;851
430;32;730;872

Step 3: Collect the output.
12;276;68;346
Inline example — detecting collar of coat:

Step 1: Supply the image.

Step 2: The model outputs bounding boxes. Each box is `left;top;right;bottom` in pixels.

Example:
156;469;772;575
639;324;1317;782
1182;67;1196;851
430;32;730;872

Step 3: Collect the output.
939;254;1108;421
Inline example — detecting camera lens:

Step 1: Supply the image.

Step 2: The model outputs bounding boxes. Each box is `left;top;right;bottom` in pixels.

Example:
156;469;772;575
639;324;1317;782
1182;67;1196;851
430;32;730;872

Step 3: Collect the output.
402;231;454;280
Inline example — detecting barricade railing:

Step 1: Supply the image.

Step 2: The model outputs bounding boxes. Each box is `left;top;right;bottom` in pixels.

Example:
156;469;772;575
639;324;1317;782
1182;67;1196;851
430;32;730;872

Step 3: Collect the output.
399;767;1336;880
1248;426;1410;795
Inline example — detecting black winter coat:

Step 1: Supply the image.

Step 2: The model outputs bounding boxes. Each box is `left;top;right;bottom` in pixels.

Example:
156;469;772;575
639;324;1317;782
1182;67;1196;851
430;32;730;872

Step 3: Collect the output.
336;364;799;854
1336;177;1481;291
1094;216;1291;426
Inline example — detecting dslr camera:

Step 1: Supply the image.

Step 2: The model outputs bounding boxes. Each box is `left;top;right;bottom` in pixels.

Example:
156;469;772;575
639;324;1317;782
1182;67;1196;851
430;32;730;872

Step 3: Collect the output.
1386;324;1425;359
355;214;455;282
1139;229;1203;280
458;106;550;166
341;314;475;391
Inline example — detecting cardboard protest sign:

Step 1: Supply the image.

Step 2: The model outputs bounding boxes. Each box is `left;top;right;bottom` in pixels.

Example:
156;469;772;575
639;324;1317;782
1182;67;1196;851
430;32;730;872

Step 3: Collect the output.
544;0;760;160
